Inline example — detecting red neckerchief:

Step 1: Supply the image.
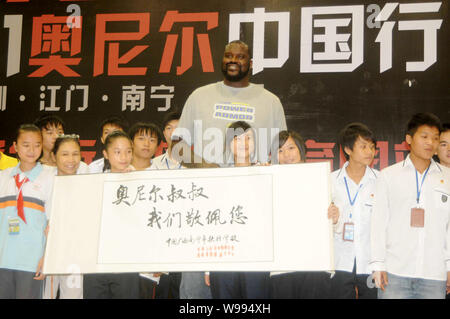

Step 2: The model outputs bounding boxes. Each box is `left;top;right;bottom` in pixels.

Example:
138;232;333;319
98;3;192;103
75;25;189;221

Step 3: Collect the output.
14;174;29;223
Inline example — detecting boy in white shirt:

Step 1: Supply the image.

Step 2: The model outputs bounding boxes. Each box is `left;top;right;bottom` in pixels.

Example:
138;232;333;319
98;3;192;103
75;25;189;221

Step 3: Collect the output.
330;123;378;299
151;112;183;170
371;113;450;299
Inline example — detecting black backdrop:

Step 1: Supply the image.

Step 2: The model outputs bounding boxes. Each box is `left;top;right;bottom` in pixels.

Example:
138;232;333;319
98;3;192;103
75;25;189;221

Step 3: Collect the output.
0;0;448;170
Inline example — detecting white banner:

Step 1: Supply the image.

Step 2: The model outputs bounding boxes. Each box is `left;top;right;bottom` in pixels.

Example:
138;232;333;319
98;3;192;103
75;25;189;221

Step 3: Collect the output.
43;162;333;274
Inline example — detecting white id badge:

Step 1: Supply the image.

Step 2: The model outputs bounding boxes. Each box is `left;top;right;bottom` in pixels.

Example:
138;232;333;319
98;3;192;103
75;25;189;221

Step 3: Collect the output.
343;222;354;242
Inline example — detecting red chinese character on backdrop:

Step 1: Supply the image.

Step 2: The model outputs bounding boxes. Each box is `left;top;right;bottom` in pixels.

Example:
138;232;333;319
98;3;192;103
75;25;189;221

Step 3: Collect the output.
305;139;336;168
79;139;96;164
28;15;82;77
155;141;168;158
8;145;16;155
93;13;149;77
0;140;5;153
394;141;410;162
371;141;389;170
159;11;218;75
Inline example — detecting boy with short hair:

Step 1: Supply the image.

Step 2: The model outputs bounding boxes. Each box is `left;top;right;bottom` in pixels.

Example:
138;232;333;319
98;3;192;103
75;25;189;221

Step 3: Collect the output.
329;123;378;299
34;115;65;166
437;123;450;168
128;122;162;171
151;112;182;170
371;113;450;299
88;116;127;173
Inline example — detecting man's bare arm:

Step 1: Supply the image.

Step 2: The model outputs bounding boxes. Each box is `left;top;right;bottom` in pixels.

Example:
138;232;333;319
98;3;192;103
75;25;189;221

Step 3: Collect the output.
171;139;219;169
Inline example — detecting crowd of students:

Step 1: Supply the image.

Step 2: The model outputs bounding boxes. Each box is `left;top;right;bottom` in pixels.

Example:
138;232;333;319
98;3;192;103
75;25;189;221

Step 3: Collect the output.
0;112;449;299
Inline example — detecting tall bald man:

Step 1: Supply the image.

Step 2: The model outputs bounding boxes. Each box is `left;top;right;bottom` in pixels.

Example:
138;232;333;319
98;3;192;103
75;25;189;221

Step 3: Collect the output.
173;40;287;167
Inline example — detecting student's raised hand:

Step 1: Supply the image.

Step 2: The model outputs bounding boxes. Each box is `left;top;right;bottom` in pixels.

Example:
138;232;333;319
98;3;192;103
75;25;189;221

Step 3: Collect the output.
373;271;388;291
255;162;270;166
204;273;210;287
124;165;135;172
33;257;46;281
327;203;340;225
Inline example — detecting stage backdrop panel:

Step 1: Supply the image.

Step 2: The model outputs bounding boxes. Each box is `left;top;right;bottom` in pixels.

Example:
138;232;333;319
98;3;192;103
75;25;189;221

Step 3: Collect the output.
43;162;333;274
1;0;448;172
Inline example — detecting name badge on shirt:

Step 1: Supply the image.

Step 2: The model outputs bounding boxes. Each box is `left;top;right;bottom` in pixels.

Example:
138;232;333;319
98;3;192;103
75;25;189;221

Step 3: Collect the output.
410;208;424;228
343;222;354;242
8;217;20;235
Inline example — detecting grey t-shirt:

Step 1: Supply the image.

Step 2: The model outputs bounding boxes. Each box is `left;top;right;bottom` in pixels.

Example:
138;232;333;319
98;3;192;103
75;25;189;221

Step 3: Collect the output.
174;81;287;164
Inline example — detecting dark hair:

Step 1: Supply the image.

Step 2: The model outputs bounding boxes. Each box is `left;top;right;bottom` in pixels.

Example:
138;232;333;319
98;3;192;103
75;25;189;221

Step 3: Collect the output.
225;40;252;58
162;111;181;130
100;116;128;135
339;123;376;160
441;123;450;133
52;134;81;155
406;113;442;137
128;122;163;145
103;130;132;172
434;122;450;164
271;130;306;164
15;124;42;142
225;121;256;163
34;115;65;131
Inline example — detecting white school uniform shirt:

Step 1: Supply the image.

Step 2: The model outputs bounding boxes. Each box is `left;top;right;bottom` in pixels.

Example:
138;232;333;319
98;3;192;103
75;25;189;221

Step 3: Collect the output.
77;161;89;174
370;155;450;281
331;162;378;275
150;153;183;170
88;158;104;173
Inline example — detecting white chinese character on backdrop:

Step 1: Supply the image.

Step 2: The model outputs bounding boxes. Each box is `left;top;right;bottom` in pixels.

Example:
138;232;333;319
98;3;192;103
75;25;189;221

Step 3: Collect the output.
300;5;364;73
375;2;442;72
229;8;290;75
122;85;145;111
0;86;6;111
150;85;174;112
65;85;89;111
40;85;61;111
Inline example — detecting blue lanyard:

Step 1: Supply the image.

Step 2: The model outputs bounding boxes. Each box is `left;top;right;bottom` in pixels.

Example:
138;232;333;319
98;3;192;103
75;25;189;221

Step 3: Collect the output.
165;155;181;170
415;165;430;204
344;176;362;219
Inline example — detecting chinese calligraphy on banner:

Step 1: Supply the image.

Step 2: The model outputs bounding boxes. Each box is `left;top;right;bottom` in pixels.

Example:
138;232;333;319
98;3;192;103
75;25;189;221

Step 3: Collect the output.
99;174;273;264
43;162;333;274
